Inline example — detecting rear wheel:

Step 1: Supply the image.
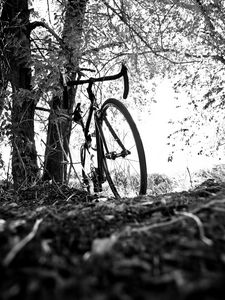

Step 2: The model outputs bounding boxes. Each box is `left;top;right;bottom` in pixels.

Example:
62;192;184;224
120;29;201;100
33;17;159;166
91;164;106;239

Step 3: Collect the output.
98;98;147;198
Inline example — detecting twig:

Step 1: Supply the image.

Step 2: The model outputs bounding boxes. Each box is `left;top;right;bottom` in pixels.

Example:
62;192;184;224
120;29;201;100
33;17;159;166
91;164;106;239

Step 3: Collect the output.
64;138;83;187
6;147;12;185
174;211;213;246
54;120;69;183
192;198;225;213
47;0;52;25
3;219;43;267
45;208;64;221
28;21;63;46
66;193;77;202
36;106;51;112
186;166;193;189
14;142;27;185
55;121;69;163
119;200;224;245
128;217;183;235
51;179;67;200
211;207;225;213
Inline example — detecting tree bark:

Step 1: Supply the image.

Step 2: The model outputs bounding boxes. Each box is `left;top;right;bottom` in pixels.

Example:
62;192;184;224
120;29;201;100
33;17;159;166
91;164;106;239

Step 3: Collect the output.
42;0;88;183
1;0;38;189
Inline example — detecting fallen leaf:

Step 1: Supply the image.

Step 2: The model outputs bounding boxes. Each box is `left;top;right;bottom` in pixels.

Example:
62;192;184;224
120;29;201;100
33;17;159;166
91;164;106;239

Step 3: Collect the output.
0;219;6;232
91;235;118;255
9;219;26;231
104;215;115;221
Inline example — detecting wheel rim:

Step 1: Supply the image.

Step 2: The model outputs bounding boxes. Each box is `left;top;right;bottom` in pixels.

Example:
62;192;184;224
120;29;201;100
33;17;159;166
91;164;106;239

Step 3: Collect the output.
101;103;143;198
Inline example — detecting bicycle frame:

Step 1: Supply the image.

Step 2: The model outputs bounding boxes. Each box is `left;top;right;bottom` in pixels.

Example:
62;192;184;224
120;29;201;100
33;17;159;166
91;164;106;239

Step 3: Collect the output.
80;96;131;192
70;64;136;193
79;89;115;192
35;64;147;196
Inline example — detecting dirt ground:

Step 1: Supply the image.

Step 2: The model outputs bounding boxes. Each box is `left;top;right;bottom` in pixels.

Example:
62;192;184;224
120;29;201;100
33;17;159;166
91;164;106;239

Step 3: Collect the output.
0;179;225;300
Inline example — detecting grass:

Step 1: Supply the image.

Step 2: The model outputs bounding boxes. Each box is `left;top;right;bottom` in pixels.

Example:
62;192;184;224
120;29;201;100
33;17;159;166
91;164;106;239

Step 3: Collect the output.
147;164;225;196
67;163;225;198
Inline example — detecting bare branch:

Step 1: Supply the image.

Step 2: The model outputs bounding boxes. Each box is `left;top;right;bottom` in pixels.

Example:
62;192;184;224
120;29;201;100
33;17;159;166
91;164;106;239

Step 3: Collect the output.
159;0;200;12
82;42;124;55
3;219;43;267
101;0;183;64
174;211;213;246
193;0;215;31
28;21;63;46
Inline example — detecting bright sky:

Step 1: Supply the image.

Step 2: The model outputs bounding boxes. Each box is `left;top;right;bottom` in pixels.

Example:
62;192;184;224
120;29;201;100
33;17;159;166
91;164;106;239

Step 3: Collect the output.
32;0;55;23
133;79;223;182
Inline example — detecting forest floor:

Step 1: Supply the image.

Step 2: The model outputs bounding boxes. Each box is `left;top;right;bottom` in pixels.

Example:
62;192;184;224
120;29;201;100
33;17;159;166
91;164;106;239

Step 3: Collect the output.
0;179;225;300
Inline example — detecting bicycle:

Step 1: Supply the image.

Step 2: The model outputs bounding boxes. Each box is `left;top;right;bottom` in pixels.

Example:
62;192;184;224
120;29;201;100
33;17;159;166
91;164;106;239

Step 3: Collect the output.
67;64;147;198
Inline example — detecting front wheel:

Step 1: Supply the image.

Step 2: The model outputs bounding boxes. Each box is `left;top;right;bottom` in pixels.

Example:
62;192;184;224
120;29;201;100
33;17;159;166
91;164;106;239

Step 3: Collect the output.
98;98;147;198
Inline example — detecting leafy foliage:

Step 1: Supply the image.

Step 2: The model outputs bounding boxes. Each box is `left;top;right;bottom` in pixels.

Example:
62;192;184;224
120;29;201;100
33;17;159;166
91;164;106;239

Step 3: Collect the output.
1;0;225;183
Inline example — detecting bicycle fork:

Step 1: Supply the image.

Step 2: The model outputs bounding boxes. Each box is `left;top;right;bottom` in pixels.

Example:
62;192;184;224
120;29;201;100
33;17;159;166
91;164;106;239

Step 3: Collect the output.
94;112;131;189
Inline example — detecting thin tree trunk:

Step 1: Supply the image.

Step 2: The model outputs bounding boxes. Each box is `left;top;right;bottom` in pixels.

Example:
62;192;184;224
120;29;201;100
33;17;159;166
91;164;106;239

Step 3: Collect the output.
42;0;88;183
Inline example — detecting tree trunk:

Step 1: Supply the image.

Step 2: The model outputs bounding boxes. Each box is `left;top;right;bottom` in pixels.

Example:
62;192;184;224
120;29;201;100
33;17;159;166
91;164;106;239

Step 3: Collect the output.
1;0;38;189
42;96;71;182
42;0;88;183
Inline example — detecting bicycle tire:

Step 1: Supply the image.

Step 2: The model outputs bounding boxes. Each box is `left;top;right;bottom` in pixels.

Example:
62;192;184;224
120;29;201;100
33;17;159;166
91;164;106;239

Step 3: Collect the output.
80;144;91;193
98;98;147;198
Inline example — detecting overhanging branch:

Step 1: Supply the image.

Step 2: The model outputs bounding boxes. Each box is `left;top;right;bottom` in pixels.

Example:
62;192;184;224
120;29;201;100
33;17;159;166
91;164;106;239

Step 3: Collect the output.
82;42;124;55
28;21;63;46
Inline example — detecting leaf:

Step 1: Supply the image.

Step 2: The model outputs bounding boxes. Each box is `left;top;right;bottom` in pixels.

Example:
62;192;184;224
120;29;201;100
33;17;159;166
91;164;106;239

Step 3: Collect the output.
9;219;26;231
1;120;6;128
91;235;118;255
0;219;6;232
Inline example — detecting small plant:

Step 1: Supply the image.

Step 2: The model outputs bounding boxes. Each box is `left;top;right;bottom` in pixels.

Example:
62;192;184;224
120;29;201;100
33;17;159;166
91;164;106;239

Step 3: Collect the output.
191;164;225;187
147;173;174;196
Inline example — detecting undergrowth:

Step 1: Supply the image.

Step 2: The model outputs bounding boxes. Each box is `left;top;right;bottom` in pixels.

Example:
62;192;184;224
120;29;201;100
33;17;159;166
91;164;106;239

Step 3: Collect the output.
147;164;225;196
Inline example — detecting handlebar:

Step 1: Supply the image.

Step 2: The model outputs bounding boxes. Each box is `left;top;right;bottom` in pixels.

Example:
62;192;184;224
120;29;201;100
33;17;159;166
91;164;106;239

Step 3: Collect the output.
67;64;129;99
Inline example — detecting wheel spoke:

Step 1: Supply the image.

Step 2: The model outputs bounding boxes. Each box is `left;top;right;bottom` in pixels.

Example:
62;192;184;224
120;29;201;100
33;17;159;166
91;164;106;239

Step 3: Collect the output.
99;99;147;198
